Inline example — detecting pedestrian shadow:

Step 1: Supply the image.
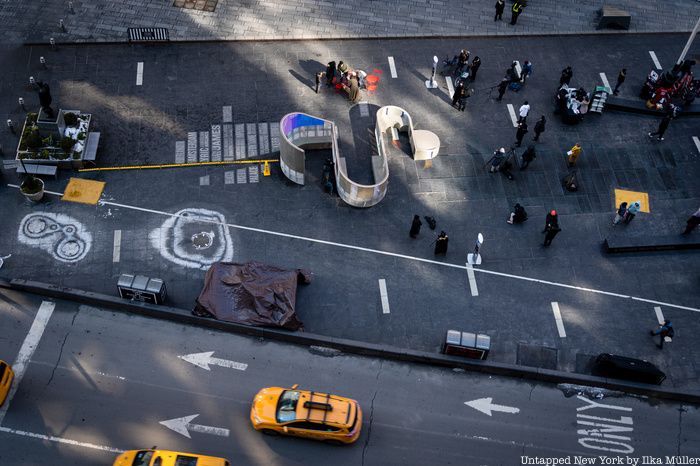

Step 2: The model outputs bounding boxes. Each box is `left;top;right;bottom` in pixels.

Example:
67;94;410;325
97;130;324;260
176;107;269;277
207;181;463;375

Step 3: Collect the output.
288;68;315;91
298;59;325;75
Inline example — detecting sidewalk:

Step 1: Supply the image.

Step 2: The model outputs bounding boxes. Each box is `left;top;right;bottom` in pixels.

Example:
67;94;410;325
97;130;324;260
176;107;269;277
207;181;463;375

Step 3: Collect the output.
5;0;700;44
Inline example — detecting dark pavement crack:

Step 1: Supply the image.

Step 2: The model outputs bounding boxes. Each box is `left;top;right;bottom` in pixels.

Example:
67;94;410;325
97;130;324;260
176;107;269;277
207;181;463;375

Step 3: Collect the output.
47;308;79;386
528;383;535;401
677;404;686;454
361;360;382;466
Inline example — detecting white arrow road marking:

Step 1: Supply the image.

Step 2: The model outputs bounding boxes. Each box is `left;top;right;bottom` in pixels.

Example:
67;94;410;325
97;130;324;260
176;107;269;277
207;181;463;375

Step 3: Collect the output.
160;414;230;439
0;301;55;426
464;398;520;416
178;351;248;371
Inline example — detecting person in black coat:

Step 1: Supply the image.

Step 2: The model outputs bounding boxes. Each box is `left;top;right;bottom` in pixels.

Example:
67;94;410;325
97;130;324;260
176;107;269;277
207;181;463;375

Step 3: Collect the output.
542;210;560;246
452;81;466;109
409;215;422;238
648;114;672;141
434;231;449;255
497;78;509;101
533;115;546;141
520;144;536;170
560;66;573;86
469;56;481;81
494;0;505;20
515;121;528;147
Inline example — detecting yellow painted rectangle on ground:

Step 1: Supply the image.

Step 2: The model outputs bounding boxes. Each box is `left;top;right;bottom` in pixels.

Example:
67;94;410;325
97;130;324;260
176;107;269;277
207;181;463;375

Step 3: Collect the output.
62;178;105;205
614;188;650;213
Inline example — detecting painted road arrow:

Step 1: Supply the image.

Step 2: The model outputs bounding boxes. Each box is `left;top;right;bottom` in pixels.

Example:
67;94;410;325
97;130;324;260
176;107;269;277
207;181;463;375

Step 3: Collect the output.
178;351;248;371
159;414;230;439
464;398;520;416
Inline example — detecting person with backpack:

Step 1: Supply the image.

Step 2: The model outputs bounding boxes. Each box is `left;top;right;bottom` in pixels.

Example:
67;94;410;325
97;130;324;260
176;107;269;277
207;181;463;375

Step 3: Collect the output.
613;202;628;225
650;319;674;349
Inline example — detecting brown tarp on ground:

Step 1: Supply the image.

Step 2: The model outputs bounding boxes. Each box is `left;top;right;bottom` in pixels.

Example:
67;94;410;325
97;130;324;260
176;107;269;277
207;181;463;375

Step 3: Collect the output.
194;261;311;330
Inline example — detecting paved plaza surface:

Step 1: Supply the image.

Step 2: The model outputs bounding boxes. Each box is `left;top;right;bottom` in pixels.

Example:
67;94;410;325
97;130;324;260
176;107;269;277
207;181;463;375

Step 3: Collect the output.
1;32;699;393
0;291;698;465
2;0;700;44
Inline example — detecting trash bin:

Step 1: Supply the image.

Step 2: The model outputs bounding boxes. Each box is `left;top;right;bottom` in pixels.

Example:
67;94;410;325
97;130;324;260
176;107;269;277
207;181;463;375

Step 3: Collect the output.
117;274;167;304
442;329;491;360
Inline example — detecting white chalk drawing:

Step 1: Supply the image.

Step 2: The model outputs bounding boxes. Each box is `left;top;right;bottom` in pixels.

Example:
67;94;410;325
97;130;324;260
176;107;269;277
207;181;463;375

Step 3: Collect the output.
18;213;93;263
149;208;234;270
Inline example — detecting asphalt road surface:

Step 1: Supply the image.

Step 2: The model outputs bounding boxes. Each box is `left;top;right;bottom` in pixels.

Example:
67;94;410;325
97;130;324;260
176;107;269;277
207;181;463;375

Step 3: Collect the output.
0;290;698;466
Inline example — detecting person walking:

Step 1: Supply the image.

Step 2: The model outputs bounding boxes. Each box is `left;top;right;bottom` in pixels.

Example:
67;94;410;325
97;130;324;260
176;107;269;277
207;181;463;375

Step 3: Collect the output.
533;115;546;141
518;101;530;123
650;319;674;349
613;68;626;95
542;210;561;247
560;66;573;86
520;144;536;170
682;206;700;234
489;147;506;173
507;203;528;224
515;121;528;147
409;214;422;238
648;114;672;141
624;201;641;224
497;78;509;101
315;71;323;94
567;143;582;167
456;49;470;75
469;56;481;81
434;231;449;255
494;0;505;21
510;0;525;25
612;201;628;225
452;81;466;109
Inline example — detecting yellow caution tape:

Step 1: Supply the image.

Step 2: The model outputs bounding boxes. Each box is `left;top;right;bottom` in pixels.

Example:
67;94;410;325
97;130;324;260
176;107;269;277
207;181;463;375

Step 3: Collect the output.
78;159;279;172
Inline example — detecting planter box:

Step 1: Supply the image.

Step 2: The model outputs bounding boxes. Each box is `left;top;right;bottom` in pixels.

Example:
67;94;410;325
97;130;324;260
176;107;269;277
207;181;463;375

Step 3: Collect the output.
16;110;92;169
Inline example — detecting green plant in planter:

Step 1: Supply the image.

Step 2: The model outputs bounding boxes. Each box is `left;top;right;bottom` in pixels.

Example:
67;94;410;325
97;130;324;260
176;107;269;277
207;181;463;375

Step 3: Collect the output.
72;150;82;160
63;112;78;127
25;127;42;150
77;132;86;141
41;135;55;147
20;175;43;195
38;149;51;159
27;112;38;124
60;136;76;153
53;152;70;160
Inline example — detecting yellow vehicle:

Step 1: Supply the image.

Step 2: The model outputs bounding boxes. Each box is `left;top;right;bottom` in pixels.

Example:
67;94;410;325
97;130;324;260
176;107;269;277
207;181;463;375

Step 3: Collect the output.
0;360;14;406
112;448;230;466
250;384;362;445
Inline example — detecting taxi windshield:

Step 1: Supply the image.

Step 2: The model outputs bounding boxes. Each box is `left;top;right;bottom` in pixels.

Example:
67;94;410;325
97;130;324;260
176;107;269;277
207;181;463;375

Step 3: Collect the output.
132;451;154;466
276;390;300;422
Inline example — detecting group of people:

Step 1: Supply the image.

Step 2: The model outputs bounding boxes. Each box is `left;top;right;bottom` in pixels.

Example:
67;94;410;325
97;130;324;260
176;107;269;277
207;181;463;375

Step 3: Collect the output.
494;0;527;25
321;60;367;102
496;60;533;100
409;215;448;255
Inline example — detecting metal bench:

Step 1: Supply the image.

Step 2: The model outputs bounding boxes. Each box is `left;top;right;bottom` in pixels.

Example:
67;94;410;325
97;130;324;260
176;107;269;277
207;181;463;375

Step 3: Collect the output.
597;6;631;30
16;163;58;179
604;235;700;253
128;27;169;43
83;132;100;167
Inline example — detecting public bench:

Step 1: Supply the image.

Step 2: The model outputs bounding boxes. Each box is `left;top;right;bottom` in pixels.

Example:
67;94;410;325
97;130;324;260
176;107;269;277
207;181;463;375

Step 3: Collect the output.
128;27;169;43
604;96;700;116
604;234;700;253
597;6;631;30
16;163;58;178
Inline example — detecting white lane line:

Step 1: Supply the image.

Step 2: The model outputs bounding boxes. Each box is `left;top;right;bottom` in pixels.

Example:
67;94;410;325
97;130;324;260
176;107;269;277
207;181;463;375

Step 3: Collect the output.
388;56;397;78
514;60;522;78
466;263;479;297
446;76;455;98
599;72;611;92
649;51;662;70
0;426;125;453
0;301;55;426
693;136;700;154
378;279;390;314
506;104;518;127
112;229;122;263
6;184;700;314
654;306;672;342
136;62;143;86
551;302;566;338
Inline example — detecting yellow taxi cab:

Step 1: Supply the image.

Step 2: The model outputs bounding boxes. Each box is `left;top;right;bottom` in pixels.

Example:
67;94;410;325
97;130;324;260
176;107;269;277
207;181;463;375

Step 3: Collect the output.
250;384;362;445
0;359;14;407
112;448;230;466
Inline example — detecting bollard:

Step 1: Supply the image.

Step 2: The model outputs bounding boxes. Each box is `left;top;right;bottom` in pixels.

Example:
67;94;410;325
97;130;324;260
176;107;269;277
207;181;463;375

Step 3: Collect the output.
60;19;66;32
467;233;484;265
40;56;47;69
50;37;56;50
425;55;439;89
68;1;74;13
7;120;16;134
19;97;25;110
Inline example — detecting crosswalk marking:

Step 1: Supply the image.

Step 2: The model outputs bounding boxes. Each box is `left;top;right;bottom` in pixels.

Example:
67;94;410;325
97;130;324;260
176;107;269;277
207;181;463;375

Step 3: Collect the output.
224;171;236;185
388;56;397;78
258;123;270;155
514;60;521;78
446;76;455;98
187;132;197;163
551;302;566;338
199;175;210;186
236;168;247;184
136;62;143;86
466;263;478;296
599;72;611;92
649;51;662;70
223;124;234;161
654;306;672;342
506;104;518;127
235;124;246;159
222;105;232;123
175;141;185;164
249;165;259;183
693;136;700;155
199;131;210;162
378;279;390;314
211;125;222;162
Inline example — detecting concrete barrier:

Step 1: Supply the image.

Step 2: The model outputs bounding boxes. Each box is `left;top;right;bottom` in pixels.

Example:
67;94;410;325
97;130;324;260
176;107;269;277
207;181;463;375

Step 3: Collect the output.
2;278;699;404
